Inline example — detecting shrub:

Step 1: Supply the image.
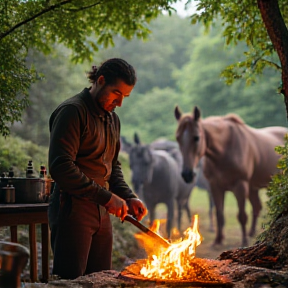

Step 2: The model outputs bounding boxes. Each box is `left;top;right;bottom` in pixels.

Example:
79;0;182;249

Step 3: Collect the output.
266;134;288;225
0;135;48;177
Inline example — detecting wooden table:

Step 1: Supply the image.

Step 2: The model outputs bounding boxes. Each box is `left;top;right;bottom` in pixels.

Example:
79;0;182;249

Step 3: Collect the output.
0;203;50;282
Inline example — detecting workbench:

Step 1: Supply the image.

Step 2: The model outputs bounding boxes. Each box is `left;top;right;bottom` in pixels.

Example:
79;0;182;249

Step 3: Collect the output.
0;203;50;282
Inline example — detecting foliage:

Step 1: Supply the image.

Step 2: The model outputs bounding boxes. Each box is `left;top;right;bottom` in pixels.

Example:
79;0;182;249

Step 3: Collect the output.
188;0;287;85
173;23;287;126
0;37;37;136
10;48;86;146
117;87;188;143
15;15;287;146
117;20;286;144
92;14;200;94
0;135;48;177
266;135;288;225
12;14;200;145
9;14;288;147
0;0;178;136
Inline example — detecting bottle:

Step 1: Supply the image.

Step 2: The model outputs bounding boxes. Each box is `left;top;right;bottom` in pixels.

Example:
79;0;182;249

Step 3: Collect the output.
8;184;15;203
1;172;7;178
8;167;14;178
3;184;15;203
39;165;47;179
26;160;34;178
39;165;48;201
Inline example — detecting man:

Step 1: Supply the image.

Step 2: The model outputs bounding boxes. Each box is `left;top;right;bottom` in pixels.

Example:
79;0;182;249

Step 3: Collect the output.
48;58;147;279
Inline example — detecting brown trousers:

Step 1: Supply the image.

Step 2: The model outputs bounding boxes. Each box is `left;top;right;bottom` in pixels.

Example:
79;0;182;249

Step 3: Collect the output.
50;193;112;279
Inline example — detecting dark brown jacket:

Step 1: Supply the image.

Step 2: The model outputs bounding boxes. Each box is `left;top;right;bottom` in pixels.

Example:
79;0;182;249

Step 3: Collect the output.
48;88;136;206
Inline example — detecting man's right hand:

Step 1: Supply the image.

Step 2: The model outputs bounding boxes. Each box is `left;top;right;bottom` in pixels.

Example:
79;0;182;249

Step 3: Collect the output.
104;193;128;221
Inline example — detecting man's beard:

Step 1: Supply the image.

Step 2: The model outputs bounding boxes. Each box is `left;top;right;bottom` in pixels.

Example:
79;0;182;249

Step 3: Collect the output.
96;86;108;111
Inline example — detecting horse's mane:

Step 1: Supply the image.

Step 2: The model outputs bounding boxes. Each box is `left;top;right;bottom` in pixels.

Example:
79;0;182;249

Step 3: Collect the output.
206;113;244;125
223;113;245;125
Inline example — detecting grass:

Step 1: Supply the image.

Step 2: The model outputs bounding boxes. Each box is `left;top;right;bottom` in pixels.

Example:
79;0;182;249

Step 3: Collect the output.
150;187;269;260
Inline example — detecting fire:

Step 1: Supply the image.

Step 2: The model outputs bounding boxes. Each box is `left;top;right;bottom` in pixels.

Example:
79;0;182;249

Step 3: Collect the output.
139;215;202;280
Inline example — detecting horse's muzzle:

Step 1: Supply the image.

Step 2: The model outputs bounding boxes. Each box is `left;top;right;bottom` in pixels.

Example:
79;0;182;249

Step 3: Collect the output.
181;169;195;183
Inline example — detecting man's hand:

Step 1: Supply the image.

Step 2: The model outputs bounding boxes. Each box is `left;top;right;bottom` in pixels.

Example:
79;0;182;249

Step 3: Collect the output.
104;193;128;221
126;198;148;221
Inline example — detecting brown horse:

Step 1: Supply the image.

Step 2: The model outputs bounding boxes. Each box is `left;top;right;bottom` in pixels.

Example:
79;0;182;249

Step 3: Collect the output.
174;106;287;247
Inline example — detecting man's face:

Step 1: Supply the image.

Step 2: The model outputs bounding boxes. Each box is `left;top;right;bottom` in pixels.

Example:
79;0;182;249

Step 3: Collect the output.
96;78;134;112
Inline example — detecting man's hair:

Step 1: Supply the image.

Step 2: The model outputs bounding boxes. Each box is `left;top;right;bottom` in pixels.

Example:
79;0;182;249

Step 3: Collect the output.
87;58;137;86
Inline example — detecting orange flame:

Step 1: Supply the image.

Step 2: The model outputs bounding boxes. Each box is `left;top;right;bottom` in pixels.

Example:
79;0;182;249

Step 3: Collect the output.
139;215;202;280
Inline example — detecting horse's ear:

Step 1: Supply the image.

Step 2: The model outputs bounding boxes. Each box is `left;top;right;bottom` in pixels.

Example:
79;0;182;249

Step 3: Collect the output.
193;106;201;121
174;105;182;121
120;136;132;153
134;132;141;145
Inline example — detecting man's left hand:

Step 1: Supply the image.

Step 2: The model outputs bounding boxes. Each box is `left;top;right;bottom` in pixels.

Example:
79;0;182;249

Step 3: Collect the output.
126;198;147;221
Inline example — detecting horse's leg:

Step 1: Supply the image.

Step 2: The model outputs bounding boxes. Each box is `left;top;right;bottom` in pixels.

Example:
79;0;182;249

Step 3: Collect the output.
177;200;183;232
177;199;191;233
211;187;225;246
208;190;215;232
184;200;191;225
248;187;262;237
233;181;249;247
166;200;174;239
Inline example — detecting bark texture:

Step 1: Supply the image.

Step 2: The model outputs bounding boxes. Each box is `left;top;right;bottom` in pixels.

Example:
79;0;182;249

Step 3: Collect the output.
257;0;288;115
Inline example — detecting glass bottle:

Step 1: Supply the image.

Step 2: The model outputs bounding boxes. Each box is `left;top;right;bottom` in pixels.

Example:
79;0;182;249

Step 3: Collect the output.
26;160;34;178
39;165;47;179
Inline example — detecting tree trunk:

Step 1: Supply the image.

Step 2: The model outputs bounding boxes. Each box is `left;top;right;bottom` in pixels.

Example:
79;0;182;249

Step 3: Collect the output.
257;0;288;116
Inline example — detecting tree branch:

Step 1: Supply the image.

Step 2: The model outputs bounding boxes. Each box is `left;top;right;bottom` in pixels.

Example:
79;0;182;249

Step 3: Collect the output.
259;59;282;70
0;0;73;40
63;1;102;12
252;53;282;71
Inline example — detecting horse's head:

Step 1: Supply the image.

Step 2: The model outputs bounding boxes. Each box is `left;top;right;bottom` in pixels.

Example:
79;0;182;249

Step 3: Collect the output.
174;106;206;183
120;135;132;154
128;133;154;197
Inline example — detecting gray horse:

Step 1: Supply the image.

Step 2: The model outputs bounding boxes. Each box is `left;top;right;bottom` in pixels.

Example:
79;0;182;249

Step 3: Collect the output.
126;133;214;238
150;138;215;232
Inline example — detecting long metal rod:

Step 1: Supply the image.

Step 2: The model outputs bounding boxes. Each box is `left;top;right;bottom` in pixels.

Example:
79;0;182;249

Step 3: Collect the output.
124;215;170;248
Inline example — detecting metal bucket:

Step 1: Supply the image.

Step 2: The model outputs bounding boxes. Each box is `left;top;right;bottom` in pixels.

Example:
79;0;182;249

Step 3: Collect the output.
0;241;30;288
0;178;45;203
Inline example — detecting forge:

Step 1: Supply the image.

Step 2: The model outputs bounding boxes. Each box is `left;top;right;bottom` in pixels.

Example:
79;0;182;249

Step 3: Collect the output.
119;215;233;287
119;258;232;287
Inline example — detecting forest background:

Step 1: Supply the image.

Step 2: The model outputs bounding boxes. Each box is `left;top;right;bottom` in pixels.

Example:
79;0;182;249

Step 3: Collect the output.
0;13;286;174
1;5;288;276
